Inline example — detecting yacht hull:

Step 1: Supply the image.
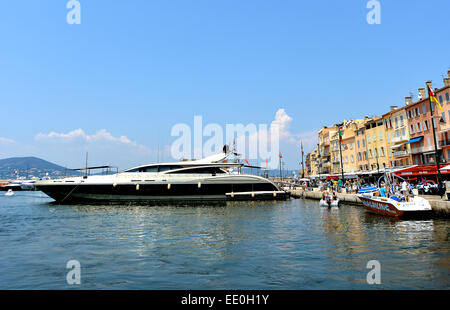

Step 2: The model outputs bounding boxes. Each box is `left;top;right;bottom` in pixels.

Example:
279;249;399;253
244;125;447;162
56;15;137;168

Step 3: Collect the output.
36;181;288;204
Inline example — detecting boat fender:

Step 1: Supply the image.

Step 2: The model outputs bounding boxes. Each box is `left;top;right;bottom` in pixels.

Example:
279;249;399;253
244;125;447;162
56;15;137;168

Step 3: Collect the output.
136;184;140;191
251;192;255;198
198;182;201;188
168;183;171;189
113;183;117;187
273;191;277;197
231;192;234;198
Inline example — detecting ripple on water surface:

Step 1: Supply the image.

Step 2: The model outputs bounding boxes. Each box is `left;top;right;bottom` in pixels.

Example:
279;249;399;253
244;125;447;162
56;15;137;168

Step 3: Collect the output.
0;192;449;289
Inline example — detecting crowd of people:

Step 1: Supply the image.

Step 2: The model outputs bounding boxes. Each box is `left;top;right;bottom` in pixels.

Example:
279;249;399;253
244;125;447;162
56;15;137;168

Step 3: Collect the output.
302;178;366;194
295;175;447;201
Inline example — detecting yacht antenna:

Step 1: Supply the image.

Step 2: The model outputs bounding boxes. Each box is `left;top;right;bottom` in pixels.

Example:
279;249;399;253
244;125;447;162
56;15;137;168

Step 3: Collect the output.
157;132;161;163
85;152;88;177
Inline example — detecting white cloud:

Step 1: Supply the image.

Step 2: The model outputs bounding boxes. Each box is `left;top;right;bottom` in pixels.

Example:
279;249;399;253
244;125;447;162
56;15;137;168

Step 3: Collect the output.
32;129;164;168
270;109;318;151
231;108;303;167
271;108;293;141
0;137;15;145
35;128;148;150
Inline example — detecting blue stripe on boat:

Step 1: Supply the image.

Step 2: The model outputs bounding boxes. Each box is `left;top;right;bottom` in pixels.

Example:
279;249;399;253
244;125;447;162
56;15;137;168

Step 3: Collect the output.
358;186;379;194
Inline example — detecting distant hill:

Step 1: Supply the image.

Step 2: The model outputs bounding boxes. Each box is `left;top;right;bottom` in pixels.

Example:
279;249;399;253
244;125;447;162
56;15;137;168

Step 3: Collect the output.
0;157;77;179
0;156;301;180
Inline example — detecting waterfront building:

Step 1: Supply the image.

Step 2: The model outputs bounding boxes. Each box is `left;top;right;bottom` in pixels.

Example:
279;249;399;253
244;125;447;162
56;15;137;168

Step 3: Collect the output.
382;105;411;168
316;120;366;178
355;117;375;172
405;80;448;165
436;71;450;162
330;128;340;174
308;69;450;180
318;127;332;175
325;120;361;176
364;117;389;172
309;148;319;177
341;119;365;175
305;153;311;177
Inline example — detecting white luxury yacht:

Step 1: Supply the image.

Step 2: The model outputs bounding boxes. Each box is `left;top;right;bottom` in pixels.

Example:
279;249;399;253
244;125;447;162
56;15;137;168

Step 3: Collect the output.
35;149;288;204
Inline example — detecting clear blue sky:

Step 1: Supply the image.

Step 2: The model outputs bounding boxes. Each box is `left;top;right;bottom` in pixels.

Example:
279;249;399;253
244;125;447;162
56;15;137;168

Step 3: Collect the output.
1;0;449;170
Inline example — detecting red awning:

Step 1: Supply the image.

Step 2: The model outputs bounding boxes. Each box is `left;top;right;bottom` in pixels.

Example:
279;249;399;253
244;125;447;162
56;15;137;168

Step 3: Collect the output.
393;164;450;177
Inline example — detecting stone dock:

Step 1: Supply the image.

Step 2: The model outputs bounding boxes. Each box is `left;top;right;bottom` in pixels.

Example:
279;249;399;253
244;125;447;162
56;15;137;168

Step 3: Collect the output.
286;187;450;217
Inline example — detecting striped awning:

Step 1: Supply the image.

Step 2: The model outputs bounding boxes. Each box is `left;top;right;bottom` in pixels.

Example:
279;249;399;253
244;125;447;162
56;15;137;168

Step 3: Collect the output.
391;142;407;149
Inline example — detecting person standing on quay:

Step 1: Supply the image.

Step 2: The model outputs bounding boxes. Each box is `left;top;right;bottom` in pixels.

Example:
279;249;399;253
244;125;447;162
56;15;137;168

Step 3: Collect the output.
352;180;357;193
338;178;343;193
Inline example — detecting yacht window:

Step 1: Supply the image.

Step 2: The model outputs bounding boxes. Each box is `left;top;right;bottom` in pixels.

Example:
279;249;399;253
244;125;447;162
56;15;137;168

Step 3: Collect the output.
158;165;183;172
134;166;158;172
168;167;227;174
143;166;159;172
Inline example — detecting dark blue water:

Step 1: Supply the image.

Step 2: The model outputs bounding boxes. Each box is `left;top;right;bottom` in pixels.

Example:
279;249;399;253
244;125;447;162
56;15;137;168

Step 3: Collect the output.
0;192;449;289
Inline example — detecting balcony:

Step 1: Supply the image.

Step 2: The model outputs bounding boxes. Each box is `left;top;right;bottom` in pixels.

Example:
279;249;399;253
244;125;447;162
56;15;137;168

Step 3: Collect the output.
392;135;408;143
439;140;450;147
393;150;409;157
409;145;439;154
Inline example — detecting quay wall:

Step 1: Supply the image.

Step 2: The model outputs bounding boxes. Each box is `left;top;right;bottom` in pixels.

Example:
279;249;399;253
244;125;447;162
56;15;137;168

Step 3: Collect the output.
286;187;450;216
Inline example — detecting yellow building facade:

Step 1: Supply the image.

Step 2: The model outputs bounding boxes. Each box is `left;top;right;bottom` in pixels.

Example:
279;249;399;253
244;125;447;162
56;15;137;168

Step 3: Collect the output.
364;117;390;171
318;127;332;175
317;120;366;177
341;119;365;174
382;103;412;168
330;129;340;174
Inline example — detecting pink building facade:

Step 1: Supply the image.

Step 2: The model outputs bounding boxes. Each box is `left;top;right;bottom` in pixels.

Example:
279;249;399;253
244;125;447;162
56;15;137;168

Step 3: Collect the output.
405;74;450;166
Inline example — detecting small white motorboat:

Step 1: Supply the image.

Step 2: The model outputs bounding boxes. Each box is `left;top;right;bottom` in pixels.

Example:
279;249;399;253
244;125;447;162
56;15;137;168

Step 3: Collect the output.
357;186;432;217
5;189;14;196
319;198;340;208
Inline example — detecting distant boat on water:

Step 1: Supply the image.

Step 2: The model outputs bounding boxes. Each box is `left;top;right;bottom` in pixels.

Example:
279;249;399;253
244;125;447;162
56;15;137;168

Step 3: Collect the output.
0;179;39;191
1;180;23;191
5;189;14;196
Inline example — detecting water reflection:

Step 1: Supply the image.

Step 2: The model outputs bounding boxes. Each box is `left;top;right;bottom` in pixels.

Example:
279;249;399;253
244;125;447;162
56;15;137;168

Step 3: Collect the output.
0;193;449;289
